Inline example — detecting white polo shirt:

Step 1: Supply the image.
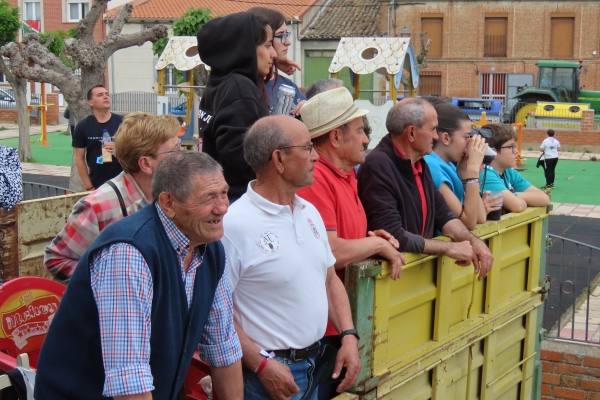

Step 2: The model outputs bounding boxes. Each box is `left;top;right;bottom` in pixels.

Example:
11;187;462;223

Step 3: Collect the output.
222;181;336;350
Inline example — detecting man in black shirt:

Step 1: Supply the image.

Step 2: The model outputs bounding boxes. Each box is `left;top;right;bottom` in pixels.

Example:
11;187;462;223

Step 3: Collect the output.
72;85;123;190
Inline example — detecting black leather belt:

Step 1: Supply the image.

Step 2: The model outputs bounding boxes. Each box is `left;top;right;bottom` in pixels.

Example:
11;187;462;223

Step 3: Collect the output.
270;341;321;361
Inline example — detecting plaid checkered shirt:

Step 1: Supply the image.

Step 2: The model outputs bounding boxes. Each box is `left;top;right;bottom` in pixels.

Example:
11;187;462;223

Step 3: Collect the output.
90;203;242;397
44;172;149;281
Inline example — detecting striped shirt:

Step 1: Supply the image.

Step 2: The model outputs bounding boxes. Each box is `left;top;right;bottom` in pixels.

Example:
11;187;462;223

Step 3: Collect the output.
44;172;149;281
90;203;241;397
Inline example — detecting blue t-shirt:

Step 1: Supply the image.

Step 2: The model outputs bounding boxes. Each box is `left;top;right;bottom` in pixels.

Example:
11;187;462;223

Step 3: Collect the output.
265;74;305;115
480;165;531;193
424;152;464;203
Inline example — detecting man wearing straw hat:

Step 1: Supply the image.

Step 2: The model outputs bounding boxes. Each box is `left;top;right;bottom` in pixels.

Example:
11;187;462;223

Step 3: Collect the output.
298;87;404;279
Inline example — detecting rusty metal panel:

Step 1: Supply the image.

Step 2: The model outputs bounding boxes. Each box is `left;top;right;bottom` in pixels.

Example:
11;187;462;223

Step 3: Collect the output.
0;208;18;280
16;193;85;277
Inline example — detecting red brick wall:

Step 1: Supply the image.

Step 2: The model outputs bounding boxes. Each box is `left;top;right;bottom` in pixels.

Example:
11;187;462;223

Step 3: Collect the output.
542;340;600;400
0;109;18;123
523;129;600;146
46;93;59;125
391;1;600;98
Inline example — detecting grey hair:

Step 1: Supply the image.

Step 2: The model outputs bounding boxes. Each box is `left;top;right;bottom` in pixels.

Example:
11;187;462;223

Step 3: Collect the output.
305;78;344;99
151;152;222;200
244;118;292;173
386;97;429;136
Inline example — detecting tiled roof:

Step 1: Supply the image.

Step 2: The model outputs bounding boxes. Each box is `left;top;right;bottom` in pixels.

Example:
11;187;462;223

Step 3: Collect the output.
106;0;315;21
301;0;382;40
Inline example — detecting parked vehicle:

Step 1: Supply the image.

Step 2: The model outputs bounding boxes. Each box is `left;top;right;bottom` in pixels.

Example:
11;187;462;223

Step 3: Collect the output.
0;88;15;108
508;60;600;123
451;97;503;123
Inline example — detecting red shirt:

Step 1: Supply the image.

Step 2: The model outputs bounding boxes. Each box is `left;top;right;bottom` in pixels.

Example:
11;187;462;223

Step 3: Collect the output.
298;157;367;335
393;144;428;235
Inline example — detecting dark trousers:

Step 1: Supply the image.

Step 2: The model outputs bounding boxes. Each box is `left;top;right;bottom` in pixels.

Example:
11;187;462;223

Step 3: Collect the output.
543;157;558;186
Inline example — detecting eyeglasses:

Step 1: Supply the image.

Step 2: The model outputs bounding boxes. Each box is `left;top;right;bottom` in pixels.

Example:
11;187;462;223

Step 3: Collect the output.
274;31;292;42
153;139;182;157
277;143;314;153
500;144;517;154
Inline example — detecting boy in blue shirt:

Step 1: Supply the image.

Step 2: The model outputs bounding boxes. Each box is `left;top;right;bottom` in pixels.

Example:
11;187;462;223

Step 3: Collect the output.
480;124;550;212
424;102;492;230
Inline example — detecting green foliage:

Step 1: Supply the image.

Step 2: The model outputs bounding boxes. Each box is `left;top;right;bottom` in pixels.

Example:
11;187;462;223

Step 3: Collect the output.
0;0;19;46
153;8;211;56
39;31;68;56
39;30;76;68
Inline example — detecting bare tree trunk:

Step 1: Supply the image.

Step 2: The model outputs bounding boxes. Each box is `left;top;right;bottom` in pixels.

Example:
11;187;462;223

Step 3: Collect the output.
14;78;31;162
65;100;88;192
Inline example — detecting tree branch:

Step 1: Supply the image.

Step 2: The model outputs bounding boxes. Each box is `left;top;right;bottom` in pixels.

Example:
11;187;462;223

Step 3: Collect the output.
77;0;108;41
103;25;168;59
21;35;74;76
1;42;77;90
106;3;134;40
0;57;15;84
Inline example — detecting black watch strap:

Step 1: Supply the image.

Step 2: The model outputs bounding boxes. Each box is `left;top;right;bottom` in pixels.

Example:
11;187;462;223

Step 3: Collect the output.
339;328;360;341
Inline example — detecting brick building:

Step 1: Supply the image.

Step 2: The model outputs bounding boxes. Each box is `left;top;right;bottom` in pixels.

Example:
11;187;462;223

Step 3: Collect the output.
387;0;600;102
7;0;103;40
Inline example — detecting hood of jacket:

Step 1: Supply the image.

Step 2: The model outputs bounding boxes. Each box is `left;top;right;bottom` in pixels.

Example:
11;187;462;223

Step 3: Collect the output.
197;12;262;83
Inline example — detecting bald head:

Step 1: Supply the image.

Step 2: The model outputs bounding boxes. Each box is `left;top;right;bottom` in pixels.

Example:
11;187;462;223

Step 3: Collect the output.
244;115;305;173
386;97;434;136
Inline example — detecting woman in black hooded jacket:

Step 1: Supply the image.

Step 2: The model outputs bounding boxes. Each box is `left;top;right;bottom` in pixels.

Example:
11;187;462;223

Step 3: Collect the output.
197;12;276;200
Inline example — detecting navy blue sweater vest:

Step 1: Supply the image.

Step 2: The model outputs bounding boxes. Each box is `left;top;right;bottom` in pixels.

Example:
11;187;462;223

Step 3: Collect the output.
35;204;225;400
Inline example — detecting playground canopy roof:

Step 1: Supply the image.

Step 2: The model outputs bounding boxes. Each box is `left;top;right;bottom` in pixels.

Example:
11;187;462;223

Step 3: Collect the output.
328;37;419;89
155;36;210;72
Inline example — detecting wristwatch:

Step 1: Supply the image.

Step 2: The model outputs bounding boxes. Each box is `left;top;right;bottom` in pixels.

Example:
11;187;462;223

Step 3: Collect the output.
259;349;275;359
339;328;360;341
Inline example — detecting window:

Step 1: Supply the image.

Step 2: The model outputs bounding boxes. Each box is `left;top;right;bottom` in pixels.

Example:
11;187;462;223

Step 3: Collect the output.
480;73;507;102
484;17;507;57
551;17;574;58
0;72;6;83
418;72;442;96
421;18;443;58
67;0;89;22
23;0;41;21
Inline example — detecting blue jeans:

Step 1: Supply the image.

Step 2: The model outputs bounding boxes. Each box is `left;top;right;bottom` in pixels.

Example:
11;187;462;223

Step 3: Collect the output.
243;355;319;400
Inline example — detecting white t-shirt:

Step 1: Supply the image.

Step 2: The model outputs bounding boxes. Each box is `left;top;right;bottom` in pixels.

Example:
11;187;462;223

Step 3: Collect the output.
222;182;336;350
540;137;560;159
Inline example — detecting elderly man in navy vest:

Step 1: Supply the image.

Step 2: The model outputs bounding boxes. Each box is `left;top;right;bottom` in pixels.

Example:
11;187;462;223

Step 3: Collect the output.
35;152;243;400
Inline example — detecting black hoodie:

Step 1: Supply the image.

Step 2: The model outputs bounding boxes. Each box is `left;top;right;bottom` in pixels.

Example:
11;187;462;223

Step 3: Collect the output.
197;13;268;199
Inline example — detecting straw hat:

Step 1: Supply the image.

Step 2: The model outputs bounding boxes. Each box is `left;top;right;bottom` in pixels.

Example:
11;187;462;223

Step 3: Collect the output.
300;87;368;139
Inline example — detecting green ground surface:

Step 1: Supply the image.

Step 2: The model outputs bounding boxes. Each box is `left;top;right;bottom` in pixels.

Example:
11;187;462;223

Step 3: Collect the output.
0;131;72;166
520;158;600;205
1;133;599;205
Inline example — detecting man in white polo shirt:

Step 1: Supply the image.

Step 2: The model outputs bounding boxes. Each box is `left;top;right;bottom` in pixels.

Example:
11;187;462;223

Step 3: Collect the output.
222;115;360;400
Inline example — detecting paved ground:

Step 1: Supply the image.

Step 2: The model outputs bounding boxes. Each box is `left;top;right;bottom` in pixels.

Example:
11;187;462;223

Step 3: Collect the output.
544;216;600;344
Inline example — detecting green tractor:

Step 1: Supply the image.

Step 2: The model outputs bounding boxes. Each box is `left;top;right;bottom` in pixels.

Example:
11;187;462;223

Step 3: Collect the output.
509;60;600;123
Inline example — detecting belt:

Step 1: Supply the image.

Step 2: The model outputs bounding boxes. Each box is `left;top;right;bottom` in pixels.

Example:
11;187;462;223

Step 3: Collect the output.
270;341;321;361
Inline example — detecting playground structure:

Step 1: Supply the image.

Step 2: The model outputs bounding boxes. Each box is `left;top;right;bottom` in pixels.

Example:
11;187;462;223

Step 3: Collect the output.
155;36;210;149
328;36;420;148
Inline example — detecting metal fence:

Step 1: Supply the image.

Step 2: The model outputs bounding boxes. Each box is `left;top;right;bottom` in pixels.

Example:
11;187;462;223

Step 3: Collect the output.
544;233;600;344
110;91;186;115
22;182;72;201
